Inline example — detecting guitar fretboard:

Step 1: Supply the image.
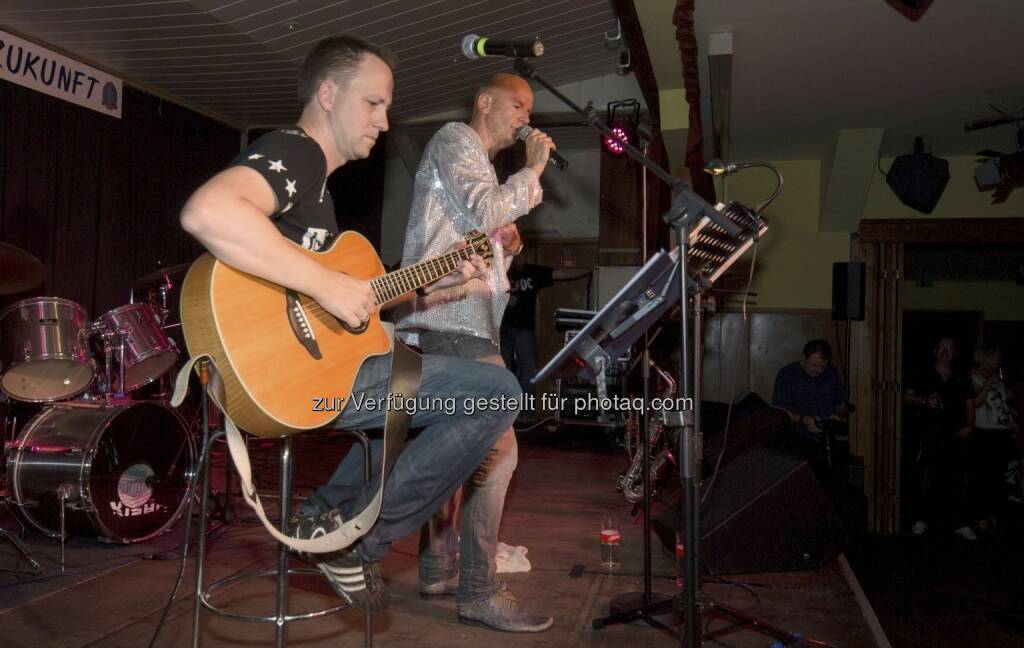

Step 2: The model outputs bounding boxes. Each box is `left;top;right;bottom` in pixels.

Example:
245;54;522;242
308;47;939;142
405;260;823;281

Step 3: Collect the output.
370;246;488;304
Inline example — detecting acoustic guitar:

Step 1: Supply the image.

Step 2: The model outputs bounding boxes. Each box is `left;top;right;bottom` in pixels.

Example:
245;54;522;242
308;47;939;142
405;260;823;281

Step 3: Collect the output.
179;230;492;437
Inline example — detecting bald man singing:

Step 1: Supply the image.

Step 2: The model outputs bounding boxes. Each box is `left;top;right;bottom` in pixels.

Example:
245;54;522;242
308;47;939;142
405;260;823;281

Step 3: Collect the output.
395;73;555;632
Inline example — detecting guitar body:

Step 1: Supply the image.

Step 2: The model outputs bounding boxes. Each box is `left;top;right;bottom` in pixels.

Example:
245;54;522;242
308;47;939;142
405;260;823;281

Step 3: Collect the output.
180;232;392;437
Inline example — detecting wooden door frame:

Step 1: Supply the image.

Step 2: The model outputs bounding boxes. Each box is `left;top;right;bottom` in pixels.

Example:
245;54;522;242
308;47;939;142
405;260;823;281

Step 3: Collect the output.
859;217;1024;244
852;217;1024;532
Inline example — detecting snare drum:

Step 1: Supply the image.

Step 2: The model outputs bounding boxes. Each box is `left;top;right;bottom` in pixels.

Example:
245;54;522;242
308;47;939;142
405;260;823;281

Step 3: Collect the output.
95;304;179;392
0;297;95;402
5;400;193;543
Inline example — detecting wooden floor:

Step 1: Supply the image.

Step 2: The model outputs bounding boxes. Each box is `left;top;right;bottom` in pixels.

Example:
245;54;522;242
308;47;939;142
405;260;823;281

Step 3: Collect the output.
1;431;885;647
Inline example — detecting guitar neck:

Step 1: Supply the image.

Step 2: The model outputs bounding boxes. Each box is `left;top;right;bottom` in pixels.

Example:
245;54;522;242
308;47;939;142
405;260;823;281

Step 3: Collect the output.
370;246;482;304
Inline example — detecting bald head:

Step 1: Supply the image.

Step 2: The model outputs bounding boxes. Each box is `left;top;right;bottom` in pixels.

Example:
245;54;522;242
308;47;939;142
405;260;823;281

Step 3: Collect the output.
474;73;532;108
470;73;534;156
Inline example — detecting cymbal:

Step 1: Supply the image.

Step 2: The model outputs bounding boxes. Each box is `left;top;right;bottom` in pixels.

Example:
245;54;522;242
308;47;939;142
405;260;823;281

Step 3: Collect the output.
133;262;192;288
0;243;45;295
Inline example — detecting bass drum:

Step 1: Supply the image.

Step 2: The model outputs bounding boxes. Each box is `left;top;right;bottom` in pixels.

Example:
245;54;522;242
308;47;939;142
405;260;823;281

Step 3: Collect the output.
6;400;193;543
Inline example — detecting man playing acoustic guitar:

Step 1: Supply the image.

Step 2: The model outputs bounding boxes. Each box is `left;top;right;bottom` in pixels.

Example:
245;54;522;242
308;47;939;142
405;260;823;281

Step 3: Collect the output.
180;35;522;613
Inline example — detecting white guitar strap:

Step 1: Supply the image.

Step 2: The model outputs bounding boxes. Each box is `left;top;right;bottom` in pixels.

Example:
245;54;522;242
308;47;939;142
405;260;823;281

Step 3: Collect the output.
170;324;422;554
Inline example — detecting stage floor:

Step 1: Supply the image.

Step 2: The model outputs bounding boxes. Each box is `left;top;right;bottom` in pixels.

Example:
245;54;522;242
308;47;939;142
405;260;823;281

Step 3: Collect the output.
1;430;885;647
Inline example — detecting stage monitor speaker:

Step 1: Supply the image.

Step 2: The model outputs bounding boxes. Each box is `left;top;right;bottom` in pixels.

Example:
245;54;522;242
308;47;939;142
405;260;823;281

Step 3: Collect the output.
652;449;845;575
832;261;865;321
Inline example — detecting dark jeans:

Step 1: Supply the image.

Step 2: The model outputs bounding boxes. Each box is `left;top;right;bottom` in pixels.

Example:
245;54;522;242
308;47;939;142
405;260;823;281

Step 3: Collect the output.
500;325;538;413
301;350;521;563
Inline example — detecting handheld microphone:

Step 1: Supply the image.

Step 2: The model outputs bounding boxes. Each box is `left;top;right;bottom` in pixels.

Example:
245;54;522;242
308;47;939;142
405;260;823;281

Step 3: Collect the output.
462;34;544;60
517;126;569;171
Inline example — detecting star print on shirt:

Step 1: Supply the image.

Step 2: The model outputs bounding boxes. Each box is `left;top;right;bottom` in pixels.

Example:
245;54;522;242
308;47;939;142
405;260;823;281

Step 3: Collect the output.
282;202;294;213
285;179;297;197
248;153;264;160
268;159;287;173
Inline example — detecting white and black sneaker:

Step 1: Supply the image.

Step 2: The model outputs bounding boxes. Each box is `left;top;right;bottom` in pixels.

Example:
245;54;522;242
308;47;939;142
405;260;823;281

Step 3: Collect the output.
290;509;390;612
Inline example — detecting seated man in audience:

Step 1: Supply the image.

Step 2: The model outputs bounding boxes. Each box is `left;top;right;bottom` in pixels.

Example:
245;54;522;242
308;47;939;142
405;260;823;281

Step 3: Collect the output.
772;339;847;479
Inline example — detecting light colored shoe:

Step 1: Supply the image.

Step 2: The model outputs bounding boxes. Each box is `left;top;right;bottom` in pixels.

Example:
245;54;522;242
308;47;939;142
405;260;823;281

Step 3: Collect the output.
953;526;978;541
419;573;459;598
457;584;554;633
910;521;927;535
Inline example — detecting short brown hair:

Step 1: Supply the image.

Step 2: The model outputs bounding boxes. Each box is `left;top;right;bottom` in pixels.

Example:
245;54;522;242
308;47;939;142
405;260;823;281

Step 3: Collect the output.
297;35;397;103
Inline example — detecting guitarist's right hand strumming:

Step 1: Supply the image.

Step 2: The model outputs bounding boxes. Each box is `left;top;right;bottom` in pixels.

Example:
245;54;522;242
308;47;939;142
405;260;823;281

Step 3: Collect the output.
309;272;377;329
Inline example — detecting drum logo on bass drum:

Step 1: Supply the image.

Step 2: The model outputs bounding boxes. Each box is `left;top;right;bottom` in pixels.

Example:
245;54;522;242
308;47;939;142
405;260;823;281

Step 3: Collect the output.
110;463;167;518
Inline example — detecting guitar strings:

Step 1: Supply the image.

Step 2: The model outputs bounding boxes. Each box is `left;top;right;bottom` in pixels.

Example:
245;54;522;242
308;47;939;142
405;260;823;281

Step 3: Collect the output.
300;244;489;320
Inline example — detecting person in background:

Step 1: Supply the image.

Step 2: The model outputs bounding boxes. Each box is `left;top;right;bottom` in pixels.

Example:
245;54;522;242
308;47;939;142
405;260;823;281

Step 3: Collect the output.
968;347;1019;534
772;339;847;479
501;252;588;422
903;337;973;538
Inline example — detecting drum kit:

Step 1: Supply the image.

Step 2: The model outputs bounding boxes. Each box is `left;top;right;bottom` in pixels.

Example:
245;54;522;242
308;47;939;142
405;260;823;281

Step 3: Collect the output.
1;247;197;558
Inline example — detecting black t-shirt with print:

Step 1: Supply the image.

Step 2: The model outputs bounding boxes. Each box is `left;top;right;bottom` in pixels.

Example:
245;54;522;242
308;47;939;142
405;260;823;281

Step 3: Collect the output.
229;127;337;251
502;264;554;330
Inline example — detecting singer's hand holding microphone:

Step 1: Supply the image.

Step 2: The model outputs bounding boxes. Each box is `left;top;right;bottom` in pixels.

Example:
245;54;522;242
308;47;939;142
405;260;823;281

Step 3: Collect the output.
518;126;569;172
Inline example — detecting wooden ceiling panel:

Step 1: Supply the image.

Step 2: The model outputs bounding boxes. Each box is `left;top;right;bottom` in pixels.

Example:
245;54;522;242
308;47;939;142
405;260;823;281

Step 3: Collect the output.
0;0;622;128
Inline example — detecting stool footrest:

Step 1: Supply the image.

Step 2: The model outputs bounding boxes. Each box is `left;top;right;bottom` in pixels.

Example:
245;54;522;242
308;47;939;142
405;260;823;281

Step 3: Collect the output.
200;567;349;623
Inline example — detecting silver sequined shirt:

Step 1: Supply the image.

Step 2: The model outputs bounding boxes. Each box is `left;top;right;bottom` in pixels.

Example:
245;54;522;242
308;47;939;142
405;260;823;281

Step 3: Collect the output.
395;122;542;345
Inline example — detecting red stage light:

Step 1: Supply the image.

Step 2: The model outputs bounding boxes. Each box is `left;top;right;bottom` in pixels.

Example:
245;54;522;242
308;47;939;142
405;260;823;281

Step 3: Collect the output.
603;125;630;155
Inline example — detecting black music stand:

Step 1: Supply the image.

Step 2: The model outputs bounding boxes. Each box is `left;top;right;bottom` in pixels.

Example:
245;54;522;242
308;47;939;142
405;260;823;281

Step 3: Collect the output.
535;248;683;389
516;57;798;648
534;249;684;632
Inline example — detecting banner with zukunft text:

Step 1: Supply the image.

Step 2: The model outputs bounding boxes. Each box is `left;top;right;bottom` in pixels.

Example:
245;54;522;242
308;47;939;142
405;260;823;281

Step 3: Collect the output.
1;29;122;118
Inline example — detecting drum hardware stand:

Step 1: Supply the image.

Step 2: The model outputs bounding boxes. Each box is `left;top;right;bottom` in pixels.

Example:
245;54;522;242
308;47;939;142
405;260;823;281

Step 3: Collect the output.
56;482;73;574
0;524;42;574
0;490;42;575
1;414;43;574
97;325;130;401
157;279;173;326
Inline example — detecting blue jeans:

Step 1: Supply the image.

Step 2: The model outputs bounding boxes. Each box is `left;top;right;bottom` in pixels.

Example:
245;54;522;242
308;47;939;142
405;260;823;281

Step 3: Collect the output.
500;325;538;413
301;350;520;564
417;332;519;603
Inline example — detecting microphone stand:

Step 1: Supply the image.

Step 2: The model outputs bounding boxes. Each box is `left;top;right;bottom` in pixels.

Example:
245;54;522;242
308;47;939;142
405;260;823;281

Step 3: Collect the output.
512;58;801;647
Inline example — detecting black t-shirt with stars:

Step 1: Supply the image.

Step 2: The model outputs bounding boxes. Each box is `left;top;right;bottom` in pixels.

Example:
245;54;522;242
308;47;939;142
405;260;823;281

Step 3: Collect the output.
229;127;338;251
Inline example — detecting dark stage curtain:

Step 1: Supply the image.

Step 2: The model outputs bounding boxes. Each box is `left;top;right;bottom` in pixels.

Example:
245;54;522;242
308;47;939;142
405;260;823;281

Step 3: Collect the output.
0;80;240;318
327;131;386;253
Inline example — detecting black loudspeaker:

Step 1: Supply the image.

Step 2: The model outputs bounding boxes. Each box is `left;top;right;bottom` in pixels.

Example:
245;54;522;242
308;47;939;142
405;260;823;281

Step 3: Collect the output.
652;449;845;575
885;137;949;214
832;261;865;321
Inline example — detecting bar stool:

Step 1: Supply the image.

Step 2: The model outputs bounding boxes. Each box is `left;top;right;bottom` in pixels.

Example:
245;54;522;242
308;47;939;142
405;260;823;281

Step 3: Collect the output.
190;429;374;648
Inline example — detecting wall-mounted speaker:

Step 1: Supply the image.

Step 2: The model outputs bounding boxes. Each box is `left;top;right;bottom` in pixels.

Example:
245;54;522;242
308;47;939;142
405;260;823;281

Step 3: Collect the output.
885;137;949;214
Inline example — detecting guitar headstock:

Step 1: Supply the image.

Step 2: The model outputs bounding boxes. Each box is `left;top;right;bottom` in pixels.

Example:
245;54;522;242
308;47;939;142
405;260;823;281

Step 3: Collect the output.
464;230;494;261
